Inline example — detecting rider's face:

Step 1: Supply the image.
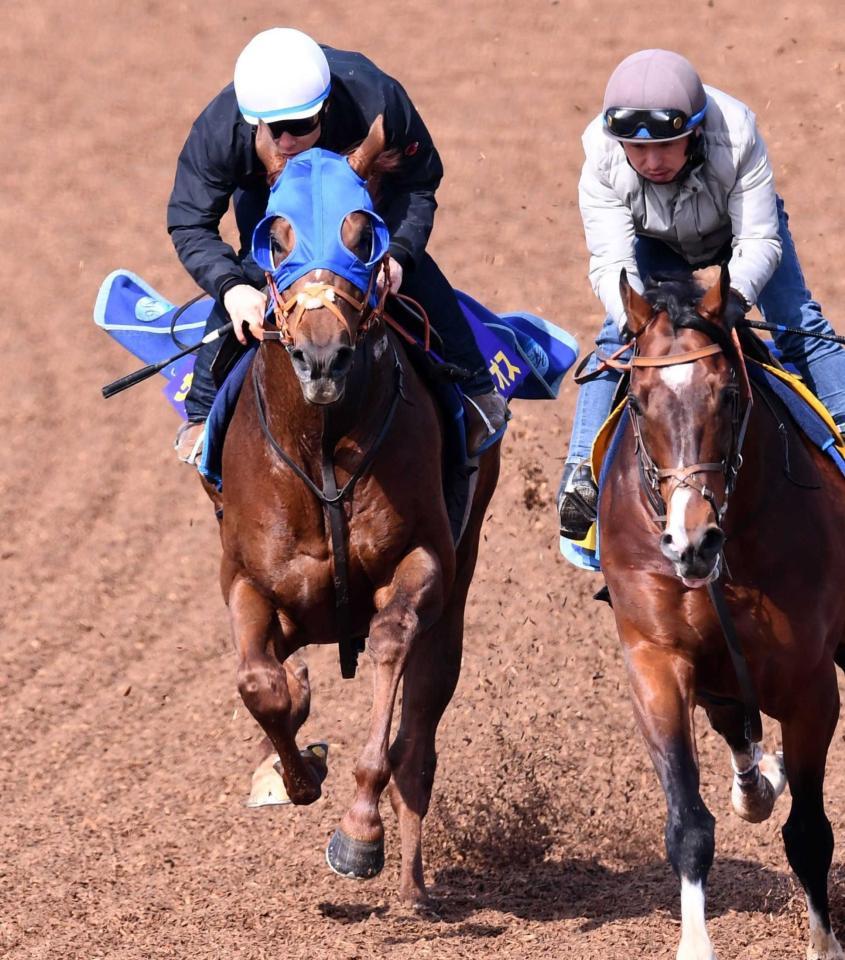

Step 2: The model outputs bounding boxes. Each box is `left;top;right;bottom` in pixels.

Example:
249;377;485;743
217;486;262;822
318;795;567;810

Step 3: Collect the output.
622;136;690;183
272;123;322;158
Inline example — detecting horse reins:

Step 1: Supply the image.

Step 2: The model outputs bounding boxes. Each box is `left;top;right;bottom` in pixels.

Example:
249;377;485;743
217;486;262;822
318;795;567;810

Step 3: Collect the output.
253;263;418;680
581;317;763;743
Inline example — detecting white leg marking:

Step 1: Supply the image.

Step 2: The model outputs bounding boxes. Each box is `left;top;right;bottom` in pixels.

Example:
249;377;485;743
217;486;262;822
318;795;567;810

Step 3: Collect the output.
677;879;716;960
807;896;844;959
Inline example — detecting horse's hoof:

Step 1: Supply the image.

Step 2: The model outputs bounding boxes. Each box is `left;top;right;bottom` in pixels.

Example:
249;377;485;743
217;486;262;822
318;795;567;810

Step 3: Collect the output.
245;752;290;808
325;829;385;880
731;752;786;823
246;742;329;808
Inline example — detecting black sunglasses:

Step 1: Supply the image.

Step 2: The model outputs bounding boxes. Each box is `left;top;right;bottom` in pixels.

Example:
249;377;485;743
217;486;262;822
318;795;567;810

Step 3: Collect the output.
266;109;323;139
604;105;706;141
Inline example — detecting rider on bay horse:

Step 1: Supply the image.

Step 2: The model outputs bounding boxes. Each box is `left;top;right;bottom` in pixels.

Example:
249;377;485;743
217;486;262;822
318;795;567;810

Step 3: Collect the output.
168;27;508;462
558;48;845;541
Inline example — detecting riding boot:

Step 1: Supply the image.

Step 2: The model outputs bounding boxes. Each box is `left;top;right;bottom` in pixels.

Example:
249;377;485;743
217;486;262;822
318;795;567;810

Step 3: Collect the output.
464;389;510;456
557;458;598;541
175;301;229;462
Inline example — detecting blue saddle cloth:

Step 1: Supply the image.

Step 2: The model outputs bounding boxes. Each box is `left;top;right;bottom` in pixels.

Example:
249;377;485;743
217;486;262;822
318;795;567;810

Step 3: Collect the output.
94;269;580;541
94;270;578;417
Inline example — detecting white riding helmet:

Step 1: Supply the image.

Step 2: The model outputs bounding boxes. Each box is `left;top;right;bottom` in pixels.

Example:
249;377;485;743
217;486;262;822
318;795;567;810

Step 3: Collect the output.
234;28;331;125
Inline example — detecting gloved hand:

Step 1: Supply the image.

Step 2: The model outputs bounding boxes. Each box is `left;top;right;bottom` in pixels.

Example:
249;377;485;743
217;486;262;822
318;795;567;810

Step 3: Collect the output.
223;284;269;344
725;287;751;328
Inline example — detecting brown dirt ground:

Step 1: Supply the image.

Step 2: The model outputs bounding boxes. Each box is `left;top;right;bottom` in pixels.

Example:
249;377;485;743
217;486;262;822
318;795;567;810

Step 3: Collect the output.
3;1;845;958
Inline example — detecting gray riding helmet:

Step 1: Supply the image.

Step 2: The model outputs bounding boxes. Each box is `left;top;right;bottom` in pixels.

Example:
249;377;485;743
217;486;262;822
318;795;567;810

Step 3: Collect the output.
603;49;707;142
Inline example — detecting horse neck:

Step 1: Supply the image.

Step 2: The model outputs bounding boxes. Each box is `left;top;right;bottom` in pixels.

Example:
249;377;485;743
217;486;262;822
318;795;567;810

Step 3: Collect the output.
256;334;393;455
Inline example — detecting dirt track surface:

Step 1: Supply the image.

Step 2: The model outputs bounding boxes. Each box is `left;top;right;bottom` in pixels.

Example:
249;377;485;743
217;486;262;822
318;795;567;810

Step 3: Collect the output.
4;2;845;958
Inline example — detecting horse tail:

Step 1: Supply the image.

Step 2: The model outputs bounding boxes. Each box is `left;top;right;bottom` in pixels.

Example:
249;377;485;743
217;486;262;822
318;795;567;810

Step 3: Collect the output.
833;643;845;675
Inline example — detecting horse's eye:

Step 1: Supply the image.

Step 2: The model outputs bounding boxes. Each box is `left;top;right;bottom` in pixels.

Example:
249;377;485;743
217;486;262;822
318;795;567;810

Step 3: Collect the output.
628;393;644;415
352;222;373;262
270;237;284;268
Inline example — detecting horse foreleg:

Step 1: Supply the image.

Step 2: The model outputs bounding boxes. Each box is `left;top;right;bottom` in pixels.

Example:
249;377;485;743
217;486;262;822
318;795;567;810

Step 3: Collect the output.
386;608;463;905
623;637;716;960
247;654;315;808
326;546;445;882
230;576;325;805
781;668;843;960
702;700;786;823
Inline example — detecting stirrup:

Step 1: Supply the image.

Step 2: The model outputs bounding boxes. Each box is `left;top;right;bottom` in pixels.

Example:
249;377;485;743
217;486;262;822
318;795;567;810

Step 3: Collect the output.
174;419;206;465
558;459;598;541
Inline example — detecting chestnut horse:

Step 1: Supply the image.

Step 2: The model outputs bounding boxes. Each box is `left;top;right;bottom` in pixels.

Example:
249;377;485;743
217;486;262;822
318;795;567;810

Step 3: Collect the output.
599;265;845;959
216;118;500;904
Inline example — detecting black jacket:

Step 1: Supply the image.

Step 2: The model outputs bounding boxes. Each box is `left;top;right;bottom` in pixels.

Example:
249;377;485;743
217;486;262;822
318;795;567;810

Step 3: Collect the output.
167;46;444;302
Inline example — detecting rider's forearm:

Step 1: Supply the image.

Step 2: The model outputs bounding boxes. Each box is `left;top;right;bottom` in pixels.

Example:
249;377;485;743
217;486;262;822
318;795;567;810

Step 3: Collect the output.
169;225;252;301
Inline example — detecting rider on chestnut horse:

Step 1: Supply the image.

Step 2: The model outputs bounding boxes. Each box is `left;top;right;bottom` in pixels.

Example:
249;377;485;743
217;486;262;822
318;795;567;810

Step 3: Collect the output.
167;27;507;465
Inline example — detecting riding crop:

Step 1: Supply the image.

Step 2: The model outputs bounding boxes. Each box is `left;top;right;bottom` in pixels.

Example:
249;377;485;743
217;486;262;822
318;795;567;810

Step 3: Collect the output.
101;321;234;399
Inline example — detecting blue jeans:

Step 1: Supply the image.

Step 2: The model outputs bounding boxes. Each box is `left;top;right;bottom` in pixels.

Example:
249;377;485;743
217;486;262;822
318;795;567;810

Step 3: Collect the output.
566;196;845;462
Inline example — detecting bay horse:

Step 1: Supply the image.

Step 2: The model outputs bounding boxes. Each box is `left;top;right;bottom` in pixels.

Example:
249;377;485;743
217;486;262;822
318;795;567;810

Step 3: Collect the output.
216;117;500;904
599;265;845;959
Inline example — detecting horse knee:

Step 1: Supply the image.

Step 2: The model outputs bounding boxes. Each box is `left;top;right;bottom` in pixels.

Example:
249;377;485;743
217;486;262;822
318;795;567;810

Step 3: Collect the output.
237;663;291;721
370;608;420;660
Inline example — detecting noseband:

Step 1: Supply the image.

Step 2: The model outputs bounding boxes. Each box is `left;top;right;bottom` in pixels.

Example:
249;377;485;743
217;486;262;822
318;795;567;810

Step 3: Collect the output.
265;262;388;348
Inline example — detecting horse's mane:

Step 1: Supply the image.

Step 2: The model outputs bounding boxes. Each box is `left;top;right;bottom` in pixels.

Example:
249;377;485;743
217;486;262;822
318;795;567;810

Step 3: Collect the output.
643;272;739;364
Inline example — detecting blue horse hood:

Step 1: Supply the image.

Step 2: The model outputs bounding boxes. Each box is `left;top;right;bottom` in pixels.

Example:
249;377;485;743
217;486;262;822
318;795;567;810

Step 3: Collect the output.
252;148;390;304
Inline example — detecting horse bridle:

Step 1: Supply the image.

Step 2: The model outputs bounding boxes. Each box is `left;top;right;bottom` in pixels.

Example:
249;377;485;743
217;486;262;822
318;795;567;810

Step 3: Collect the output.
264;259;389;348
592;323;753;530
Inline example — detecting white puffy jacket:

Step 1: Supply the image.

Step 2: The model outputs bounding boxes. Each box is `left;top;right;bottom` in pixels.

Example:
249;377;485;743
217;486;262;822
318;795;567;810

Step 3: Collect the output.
579;85;781;327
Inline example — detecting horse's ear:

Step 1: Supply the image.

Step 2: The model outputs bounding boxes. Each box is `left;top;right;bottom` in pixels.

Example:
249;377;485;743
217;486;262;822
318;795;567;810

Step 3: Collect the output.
698;262;731;322
620;269;652;334
347;114;386;180
255;120;287;185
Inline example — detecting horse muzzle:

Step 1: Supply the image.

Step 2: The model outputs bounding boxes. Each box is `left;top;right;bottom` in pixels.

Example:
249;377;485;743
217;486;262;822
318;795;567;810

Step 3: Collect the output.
660;523;725;588
288;343;355;405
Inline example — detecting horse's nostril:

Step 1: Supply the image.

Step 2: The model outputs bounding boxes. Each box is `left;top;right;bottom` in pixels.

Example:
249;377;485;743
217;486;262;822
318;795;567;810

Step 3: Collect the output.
699;526;725;560
331;347;354;377
290;348;306;365
661;533;674;549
